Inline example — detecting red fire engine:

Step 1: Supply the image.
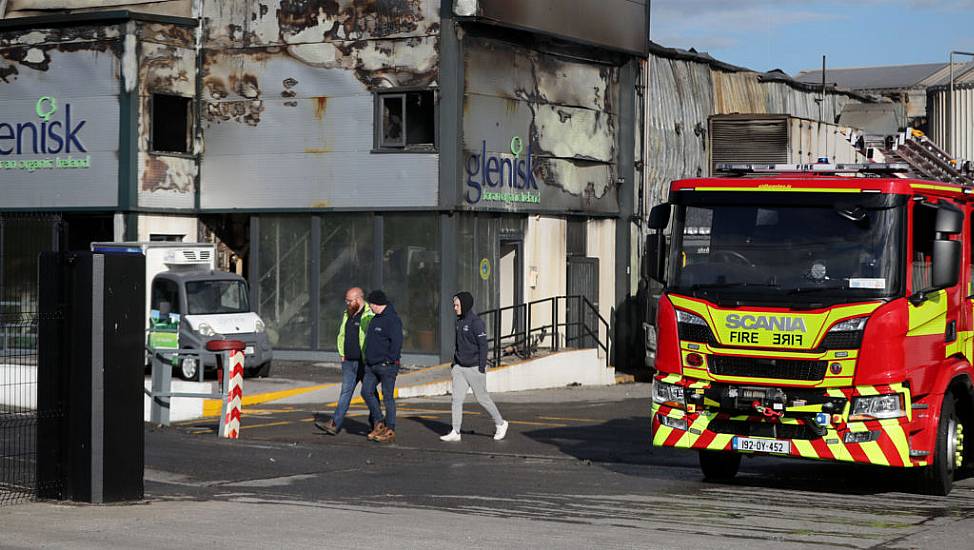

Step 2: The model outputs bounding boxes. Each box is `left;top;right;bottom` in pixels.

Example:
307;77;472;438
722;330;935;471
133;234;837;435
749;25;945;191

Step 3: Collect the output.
645;163;972;495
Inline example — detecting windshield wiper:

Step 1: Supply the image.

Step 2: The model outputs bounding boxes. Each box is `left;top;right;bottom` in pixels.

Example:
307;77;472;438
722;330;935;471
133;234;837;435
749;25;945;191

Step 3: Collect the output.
788;284;847;295
689;282;781;291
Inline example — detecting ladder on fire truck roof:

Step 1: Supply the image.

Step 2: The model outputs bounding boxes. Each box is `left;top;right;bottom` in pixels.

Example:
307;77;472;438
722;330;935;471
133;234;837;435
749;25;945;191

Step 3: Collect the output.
715;162;912;176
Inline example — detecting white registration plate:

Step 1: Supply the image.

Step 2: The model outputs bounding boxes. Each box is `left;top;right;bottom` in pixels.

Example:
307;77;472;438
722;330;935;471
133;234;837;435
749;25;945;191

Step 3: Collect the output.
245;346;255;355
733;437;791;455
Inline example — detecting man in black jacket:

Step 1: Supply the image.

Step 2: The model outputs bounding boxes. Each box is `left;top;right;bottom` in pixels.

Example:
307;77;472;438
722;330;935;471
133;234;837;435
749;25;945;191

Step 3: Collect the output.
440;291;508;442
361;290;403;443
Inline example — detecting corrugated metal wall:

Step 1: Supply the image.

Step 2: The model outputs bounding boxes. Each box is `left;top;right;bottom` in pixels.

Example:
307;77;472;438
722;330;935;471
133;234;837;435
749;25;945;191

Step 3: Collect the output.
646;56;713;207
646;53;861;209
929;83;974;164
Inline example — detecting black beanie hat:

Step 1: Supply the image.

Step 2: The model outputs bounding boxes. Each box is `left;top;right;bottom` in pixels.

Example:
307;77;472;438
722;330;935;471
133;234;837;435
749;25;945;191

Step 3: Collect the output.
454;291;474;317
367;290;389;306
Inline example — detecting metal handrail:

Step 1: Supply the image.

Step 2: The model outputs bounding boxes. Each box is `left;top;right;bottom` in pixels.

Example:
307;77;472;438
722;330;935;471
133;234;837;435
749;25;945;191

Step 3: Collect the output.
478;295;611;367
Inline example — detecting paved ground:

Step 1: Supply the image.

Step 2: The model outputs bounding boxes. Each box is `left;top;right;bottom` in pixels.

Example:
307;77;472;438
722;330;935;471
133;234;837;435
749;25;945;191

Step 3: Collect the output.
4;383;974;549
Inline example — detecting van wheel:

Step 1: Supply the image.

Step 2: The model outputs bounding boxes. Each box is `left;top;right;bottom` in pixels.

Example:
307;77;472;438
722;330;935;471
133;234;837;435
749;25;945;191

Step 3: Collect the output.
247;361;272;378
699;450;741;481
177;356;199;381
917;393;960;496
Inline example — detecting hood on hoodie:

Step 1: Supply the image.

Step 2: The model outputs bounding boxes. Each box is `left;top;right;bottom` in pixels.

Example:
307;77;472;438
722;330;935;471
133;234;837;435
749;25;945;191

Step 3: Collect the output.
454;291;474;317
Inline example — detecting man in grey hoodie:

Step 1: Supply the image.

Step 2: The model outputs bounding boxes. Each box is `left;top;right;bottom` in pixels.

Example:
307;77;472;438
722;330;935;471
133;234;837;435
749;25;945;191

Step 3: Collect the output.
440;291;508;442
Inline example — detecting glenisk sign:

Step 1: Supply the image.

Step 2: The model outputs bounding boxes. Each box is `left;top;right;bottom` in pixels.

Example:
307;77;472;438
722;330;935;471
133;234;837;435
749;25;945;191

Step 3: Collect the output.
0;96;91;172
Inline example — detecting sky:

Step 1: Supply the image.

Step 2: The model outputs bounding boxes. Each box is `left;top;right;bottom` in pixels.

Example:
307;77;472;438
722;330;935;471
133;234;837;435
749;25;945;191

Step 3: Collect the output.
650;0;974;76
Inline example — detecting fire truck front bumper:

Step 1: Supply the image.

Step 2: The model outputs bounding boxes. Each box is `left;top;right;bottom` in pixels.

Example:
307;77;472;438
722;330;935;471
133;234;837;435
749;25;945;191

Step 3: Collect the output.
651;375;927;468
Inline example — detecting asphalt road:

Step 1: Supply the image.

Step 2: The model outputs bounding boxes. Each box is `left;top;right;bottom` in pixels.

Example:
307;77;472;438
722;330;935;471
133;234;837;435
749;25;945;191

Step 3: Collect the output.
4;384;974;549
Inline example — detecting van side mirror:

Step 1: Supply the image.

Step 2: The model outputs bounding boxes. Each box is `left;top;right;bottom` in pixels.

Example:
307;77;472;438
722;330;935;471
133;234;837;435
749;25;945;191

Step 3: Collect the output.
644;232;667;284
648;204;671;230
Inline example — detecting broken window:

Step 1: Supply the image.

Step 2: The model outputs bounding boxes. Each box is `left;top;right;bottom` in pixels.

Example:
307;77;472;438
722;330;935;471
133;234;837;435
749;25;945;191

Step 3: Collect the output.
377;90;435;150
151;94;192;154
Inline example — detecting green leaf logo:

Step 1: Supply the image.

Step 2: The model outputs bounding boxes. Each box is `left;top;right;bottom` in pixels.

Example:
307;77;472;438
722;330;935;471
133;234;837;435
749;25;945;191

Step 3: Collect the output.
35;96;57;122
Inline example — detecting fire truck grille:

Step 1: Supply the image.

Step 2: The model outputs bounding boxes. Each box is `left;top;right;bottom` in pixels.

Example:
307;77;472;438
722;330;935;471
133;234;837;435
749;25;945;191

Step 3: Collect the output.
707;419;820;440
820;330;863;349
709;356;828;381
678;322;716;344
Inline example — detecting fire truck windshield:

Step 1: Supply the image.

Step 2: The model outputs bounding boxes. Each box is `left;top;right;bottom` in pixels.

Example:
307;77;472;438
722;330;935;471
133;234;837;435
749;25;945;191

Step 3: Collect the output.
667;192;905;305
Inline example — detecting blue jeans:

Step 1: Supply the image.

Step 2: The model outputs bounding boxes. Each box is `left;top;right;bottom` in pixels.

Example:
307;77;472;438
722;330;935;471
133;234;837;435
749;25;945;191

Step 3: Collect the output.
331;360;366;429
362;363;399;429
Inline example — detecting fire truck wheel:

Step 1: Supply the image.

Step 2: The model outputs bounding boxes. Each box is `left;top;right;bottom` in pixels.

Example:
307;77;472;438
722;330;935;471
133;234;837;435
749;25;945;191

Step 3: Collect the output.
918;393;959;496
699;450;741;481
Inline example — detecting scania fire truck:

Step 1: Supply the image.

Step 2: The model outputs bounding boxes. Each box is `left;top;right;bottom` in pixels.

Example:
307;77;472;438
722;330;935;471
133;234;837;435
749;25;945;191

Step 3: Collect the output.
645;163;973;495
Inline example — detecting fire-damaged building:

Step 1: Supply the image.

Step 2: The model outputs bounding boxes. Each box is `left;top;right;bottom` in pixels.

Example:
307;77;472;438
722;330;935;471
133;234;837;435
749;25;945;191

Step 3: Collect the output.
0;1;649;365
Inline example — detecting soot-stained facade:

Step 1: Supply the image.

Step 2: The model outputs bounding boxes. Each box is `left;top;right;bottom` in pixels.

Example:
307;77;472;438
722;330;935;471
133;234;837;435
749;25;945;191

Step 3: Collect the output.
0;1;648;365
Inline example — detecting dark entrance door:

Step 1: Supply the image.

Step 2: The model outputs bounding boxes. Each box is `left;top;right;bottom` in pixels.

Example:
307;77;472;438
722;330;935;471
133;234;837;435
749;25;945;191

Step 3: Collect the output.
499;239;524;352
566;257;599;349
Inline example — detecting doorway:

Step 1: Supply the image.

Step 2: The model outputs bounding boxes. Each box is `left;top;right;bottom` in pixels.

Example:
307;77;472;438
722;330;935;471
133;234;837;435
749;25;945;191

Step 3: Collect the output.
567;256;599;348
499;239;524;342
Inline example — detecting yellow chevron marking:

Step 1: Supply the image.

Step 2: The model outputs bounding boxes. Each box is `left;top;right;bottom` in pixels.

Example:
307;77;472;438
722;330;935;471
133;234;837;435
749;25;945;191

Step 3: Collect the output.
860;441;890;466
660;373;682;384
710;434;734;451
828;439;854;462
653;424;673;446
793;440;817;459
886;426;911;465
857;386;880;396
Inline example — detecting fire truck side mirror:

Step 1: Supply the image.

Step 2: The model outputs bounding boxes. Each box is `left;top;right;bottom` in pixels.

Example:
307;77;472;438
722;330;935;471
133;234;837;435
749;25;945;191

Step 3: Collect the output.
935;204;963;235
931;240;961;291
644;232;667;285
645;204;671;285
648;204;671;230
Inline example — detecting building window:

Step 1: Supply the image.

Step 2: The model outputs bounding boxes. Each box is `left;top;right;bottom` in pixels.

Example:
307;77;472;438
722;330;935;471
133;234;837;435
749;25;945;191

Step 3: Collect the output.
256;217;312;349
376;90;436;151
149;234;185;242
319;214;377;350
383;214;440;353
151;93;192;154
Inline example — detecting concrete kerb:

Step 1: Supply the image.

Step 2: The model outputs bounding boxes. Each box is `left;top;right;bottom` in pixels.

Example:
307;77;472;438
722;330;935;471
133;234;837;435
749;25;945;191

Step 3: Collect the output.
192;350;617;419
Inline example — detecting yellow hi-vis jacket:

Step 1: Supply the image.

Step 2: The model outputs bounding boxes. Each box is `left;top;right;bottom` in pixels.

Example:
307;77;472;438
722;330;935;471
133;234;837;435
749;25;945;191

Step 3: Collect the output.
337;304;374;358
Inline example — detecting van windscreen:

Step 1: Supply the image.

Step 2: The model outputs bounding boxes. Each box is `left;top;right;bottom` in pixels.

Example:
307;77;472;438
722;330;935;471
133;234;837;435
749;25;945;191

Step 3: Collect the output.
186;280;250;315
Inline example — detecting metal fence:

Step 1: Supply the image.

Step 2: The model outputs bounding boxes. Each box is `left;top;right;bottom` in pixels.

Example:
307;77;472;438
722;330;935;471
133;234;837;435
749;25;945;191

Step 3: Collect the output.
0;215;62;505
480;295;611;368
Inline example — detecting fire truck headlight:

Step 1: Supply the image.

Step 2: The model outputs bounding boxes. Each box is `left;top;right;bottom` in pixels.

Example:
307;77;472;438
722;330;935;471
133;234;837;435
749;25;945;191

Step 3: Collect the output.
829;317;868;332
849;394;905;421
676;310;707;326
658;415;688;431
653;381;686;408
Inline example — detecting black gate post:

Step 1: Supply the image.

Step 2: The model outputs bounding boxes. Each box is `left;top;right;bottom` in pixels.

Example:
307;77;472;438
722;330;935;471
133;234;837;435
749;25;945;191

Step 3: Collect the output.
37;252;145;503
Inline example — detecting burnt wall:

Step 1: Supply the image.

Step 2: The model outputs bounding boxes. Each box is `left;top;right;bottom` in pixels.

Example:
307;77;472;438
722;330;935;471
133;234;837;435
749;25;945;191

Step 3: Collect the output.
460;30;622;214
198;0;443;210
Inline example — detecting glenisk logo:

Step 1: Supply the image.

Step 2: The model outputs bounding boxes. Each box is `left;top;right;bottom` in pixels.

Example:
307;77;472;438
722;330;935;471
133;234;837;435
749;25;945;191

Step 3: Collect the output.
0;96;87;155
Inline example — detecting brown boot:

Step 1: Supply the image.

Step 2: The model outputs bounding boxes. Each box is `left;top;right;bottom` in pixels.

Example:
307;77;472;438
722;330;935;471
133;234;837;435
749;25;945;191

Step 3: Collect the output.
367;422;386;441
374;427;396;444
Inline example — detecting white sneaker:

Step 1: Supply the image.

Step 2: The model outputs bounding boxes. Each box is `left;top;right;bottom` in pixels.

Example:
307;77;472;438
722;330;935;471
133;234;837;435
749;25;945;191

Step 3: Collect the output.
440;430;461;442
494;420;509;441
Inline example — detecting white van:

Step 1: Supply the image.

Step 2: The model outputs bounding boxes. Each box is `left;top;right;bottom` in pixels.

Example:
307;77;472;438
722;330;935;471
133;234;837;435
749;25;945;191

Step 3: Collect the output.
92;242;273;379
